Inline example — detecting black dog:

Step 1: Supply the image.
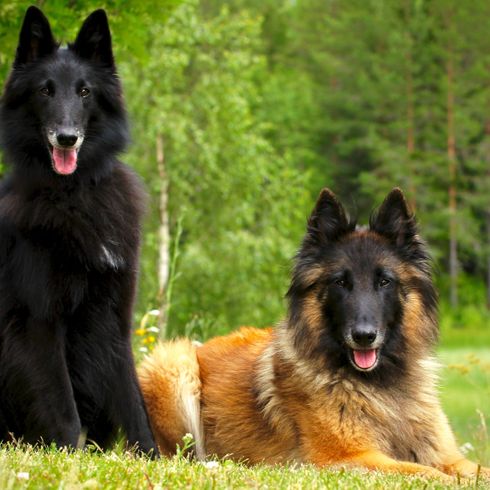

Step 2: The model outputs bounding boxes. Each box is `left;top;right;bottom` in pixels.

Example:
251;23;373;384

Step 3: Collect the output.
0;6;157;455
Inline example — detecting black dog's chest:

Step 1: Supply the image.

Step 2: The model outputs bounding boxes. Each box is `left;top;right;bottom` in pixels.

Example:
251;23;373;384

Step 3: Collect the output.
1;183;134;319
22;184;131;267
23;226;124;272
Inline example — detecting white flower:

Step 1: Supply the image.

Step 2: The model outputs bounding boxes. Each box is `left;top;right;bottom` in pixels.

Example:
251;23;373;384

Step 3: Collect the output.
148;310;160;316
139;347;149;353
17;472;29;480
202;461;220;470
459;442;474;455
147;326;160;333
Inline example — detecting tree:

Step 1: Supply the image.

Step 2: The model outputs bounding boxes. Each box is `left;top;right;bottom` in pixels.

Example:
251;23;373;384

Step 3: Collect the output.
121;0;310;336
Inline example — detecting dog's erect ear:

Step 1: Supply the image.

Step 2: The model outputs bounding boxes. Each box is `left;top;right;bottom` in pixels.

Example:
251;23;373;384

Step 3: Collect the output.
305;188;350;245
370;188;418;249
14;6;56;66
73;10;114;66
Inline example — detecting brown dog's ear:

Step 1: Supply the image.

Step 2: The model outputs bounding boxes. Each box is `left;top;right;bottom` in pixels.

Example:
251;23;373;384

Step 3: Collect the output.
289;189;351;298
72;9;114;67
370;188;418;248
305;188;350;245
14;6;56;66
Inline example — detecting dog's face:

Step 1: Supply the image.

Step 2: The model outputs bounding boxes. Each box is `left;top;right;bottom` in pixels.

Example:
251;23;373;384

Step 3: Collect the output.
320;236;403;372
288;188;438;383
1;7;126;179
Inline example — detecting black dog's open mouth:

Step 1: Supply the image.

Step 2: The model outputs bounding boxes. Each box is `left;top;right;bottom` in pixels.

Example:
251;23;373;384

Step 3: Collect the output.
48;144;79;175
350;349;379;371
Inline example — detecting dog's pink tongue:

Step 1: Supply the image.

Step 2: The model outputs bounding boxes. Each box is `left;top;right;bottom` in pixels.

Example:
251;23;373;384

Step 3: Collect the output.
52;147;77;175
353;349;377;369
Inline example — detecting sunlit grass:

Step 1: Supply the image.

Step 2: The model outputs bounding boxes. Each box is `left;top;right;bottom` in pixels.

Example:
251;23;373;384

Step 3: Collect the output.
439;348;490;466
0;445;485;490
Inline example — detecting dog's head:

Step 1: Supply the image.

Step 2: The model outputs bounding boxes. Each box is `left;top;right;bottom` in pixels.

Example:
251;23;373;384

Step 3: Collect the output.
0;7;127;179
287;188;438;383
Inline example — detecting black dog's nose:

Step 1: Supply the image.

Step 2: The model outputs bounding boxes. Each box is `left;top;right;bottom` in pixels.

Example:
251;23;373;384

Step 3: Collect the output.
56;133;78;147
352;325;377;346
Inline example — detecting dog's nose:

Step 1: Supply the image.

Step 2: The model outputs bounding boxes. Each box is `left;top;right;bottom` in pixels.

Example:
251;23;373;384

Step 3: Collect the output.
352;325;377;346
56;133;78;147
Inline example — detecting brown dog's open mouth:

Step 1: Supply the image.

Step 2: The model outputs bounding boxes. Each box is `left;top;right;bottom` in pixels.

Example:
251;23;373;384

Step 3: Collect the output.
351;349;378;371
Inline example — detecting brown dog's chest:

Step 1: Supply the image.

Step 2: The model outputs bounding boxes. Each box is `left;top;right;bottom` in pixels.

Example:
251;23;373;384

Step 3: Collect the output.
311;378;440;465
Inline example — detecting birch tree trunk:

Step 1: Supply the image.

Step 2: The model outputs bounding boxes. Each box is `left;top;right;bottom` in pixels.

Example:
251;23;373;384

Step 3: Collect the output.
157;134;170;335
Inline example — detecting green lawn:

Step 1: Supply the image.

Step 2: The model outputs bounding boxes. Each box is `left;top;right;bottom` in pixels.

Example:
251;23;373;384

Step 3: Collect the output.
0;347;488;489
0;447;486;490
438;348;490;466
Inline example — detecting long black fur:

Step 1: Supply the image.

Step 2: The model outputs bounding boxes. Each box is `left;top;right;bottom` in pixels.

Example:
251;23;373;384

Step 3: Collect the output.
0;7;157;454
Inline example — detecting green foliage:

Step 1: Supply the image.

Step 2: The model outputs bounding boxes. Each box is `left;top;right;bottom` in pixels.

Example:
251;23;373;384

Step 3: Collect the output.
0;0;488;336
439;274;490;347
121;0;310;334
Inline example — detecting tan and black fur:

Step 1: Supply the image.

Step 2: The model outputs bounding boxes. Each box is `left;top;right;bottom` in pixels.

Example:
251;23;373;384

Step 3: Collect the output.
139;188;489;480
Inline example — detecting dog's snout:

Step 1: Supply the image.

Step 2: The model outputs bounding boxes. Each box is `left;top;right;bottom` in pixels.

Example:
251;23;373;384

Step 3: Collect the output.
56;132;78;147
351;325;377;347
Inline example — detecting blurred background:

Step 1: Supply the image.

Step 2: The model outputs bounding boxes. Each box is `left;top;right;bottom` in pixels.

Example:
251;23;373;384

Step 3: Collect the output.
0;0;488;462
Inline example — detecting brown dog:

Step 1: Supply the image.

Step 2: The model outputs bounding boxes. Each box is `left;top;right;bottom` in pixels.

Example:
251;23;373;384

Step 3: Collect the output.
139;188;489;480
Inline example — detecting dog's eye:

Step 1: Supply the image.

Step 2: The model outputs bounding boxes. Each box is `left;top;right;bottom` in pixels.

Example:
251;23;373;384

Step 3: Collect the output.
379;278;391;288
335;279;346;288
39;87;51;97
80;87;90;98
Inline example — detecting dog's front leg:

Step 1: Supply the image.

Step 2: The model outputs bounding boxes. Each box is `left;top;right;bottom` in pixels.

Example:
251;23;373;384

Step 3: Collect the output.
106;265;160;458
337;450;453;481
421;406;490;479
2;317;81;447
0;405;8;441
110;340;159;458
441;458;490;479
305;444;452;482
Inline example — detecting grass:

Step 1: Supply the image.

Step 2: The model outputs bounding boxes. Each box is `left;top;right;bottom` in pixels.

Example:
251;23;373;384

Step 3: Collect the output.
438;348;490;466
0;446;486;490
0;346;488;489
439;325;490;350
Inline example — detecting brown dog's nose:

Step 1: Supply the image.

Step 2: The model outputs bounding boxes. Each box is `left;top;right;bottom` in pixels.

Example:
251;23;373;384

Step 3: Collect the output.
352;325;377;347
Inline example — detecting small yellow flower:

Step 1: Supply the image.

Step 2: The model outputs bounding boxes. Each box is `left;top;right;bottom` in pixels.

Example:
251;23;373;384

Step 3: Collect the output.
134;328;145;336
448;363;469;375
466;354;480;365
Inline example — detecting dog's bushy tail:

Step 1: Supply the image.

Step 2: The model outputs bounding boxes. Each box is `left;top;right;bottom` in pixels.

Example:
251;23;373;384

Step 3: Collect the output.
138;339;205;459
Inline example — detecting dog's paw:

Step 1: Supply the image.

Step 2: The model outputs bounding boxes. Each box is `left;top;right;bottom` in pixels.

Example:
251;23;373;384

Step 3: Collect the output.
478;465;490;480
445;460;490;480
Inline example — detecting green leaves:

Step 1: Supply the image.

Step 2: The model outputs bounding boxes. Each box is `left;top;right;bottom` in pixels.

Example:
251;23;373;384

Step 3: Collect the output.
1;0;488;334
120;0;309;334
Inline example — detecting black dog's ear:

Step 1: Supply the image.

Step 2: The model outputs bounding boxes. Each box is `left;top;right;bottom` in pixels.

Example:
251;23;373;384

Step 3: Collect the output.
370;188;418;248
305;188;350;245
72;10;114;66
14;6;56;66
